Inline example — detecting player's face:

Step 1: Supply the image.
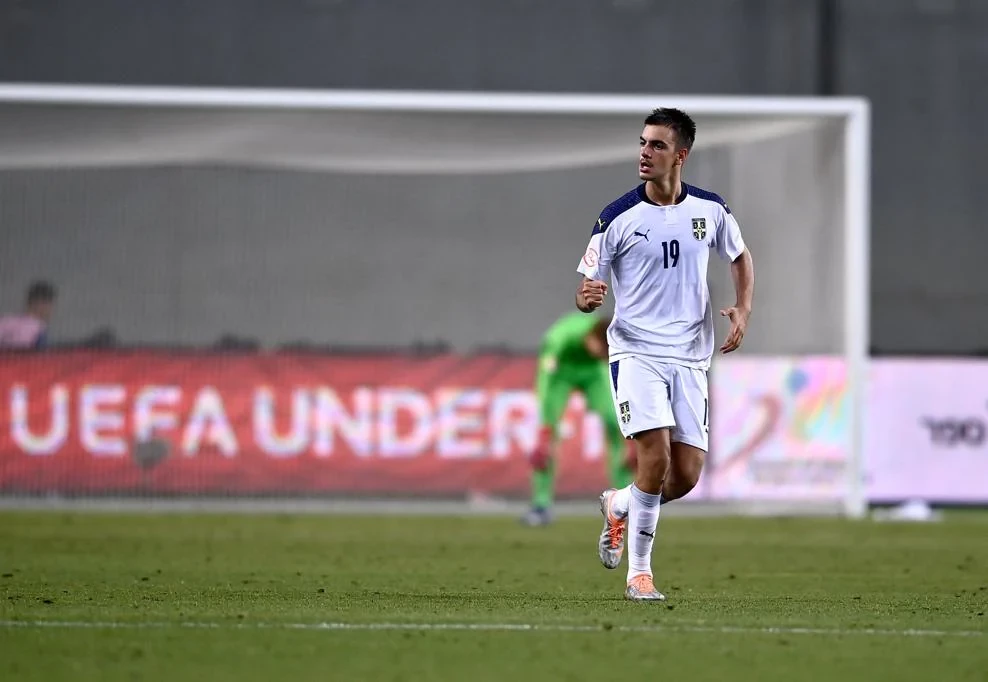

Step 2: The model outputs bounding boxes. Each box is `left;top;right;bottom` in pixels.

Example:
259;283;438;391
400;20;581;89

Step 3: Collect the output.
584;333;607;360
30;300;54;322
638;125;686;180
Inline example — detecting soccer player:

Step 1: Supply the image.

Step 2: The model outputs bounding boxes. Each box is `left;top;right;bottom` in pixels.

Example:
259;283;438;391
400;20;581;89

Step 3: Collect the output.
575;108;754;601
520;311;634;527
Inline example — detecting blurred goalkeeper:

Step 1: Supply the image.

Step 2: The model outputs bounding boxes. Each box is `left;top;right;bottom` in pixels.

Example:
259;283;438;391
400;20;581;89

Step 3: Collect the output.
520;311;634;527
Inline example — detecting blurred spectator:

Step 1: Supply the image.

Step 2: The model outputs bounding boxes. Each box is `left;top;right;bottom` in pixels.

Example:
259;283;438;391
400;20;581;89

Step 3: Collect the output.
0;280;57;350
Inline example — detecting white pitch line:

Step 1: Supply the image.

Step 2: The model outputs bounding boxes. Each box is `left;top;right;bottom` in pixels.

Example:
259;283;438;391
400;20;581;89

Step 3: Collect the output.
0;620;983;639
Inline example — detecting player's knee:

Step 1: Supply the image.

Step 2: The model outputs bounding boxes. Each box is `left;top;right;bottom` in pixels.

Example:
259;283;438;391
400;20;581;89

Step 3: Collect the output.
633;429;671;492
663;470;699;501
665;443;705;499
679;453;705;486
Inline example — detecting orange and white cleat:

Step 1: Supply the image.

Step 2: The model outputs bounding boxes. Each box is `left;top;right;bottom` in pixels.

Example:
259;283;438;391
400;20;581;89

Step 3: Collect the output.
625;574;666;602
597;488;627;569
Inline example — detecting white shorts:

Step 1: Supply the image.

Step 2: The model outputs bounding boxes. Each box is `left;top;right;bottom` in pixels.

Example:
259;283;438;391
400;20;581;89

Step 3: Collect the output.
608;356;709;450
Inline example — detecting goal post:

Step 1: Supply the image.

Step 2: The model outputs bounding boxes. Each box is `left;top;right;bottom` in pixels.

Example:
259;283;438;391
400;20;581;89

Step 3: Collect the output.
844;100;871;520
0;85;870;517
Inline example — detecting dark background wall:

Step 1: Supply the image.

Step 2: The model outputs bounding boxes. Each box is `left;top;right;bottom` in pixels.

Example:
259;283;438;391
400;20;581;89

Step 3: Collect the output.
1;0;985;354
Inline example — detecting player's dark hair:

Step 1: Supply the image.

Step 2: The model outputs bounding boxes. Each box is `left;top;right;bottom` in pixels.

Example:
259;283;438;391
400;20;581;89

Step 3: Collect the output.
26;280;56;305
591;318;609;345
644;108;696;151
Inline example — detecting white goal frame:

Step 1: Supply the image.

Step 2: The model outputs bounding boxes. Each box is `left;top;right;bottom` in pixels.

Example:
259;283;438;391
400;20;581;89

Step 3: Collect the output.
0;84;871;518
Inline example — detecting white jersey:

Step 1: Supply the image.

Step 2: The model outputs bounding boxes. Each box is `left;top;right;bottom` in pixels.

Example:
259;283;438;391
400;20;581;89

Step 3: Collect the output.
577;182;746;370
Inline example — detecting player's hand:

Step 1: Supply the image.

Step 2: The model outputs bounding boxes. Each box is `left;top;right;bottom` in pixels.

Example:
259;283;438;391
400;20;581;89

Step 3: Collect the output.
529;426;554;472
579;279;608;311
719;305;750;353
529;444;552;472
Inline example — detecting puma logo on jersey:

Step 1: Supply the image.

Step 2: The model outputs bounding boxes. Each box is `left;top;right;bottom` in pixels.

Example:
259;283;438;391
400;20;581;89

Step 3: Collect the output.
633;229;650;241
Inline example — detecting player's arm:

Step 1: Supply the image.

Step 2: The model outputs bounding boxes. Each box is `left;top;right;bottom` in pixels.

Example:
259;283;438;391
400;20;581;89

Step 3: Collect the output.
575;215;617;313
720;249;753;353
714;210;754;353
730;248;754;314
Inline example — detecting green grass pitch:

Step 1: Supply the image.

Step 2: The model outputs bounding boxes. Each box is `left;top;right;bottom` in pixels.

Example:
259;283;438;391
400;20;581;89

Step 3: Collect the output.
1;509;986;681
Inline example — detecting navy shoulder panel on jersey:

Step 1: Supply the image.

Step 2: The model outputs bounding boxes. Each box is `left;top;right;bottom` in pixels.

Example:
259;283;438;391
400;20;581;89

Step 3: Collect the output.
684;183;731;214
592;185;643;234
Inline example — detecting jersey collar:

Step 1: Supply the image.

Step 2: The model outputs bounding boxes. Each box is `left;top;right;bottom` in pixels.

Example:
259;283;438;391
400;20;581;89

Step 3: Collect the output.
637;182;689;207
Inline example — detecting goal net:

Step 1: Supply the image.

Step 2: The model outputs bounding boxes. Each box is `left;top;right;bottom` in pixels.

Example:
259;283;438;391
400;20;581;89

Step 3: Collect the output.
0;85;869;516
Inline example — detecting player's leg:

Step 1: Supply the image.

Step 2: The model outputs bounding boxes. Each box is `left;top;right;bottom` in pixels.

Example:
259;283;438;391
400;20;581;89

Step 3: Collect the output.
665;443;705;501
665;366;709;502
521;356;573;526
621;427;670;601
597;356;670;601
582;365;634;490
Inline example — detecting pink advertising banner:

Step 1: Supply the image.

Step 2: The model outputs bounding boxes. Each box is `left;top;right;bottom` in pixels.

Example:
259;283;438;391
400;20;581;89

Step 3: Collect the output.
865;359;988;503
707;357;849;502
709;356;988;504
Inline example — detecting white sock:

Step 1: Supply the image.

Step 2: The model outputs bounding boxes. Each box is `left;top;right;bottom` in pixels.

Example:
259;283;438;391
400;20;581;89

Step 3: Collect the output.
627;484;661;581
611;485;632;518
